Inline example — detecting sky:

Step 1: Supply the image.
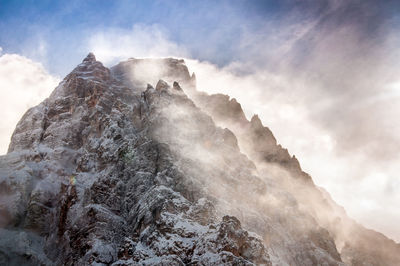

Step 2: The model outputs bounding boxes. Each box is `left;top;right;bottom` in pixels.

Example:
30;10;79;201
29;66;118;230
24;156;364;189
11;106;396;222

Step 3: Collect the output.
0;0;400;241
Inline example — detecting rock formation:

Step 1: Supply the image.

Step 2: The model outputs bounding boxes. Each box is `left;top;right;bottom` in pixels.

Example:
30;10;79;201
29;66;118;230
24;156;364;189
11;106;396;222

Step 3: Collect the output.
0;53;399;265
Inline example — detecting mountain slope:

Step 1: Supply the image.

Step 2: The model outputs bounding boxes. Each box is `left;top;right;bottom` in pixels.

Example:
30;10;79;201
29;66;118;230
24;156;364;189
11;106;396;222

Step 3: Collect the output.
0;54;398;265
113;56;400;266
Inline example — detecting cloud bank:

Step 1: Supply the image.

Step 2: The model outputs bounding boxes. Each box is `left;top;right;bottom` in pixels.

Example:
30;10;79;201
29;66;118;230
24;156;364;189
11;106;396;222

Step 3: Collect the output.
0;52;60;154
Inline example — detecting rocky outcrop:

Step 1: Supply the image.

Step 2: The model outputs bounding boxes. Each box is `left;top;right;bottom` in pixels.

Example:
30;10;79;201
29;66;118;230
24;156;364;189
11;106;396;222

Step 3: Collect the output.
192;92;310;182
113;57;400;266
183;67;400;266
0;54;273;265
0;54;398;266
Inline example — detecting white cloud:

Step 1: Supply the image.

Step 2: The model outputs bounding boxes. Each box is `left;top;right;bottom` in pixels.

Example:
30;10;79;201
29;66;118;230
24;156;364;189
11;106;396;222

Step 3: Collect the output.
185;57;400;242
88;24;189;66
71;19;400;242
0;53;60;154
82;21;400;241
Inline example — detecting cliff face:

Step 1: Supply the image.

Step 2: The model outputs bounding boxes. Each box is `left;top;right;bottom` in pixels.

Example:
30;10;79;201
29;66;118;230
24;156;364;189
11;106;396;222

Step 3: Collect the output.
0;54;398;265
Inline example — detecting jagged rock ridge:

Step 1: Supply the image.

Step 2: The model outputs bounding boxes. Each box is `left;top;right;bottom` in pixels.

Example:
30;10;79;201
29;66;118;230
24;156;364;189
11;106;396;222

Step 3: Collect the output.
0;54;399;265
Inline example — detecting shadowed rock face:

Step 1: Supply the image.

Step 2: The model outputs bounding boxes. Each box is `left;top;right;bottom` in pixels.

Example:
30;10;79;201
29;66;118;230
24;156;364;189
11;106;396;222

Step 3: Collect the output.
0;54;398;265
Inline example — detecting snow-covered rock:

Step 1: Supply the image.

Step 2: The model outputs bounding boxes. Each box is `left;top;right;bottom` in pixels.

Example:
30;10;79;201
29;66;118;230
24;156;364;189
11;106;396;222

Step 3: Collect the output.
0;54;399;265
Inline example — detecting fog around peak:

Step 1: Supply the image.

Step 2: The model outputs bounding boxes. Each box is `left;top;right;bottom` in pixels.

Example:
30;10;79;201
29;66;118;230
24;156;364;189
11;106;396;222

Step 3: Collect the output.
0;0;399;242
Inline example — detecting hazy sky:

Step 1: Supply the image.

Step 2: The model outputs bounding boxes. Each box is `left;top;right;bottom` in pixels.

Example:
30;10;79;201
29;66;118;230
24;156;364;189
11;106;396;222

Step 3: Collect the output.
1;0;400;241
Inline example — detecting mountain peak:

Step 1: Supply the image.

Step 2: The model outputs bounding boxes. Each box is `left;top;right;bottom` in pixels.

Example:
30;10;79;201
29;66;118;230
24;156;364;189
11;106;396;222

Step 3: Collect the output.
82;52;96;63
250;114;262;126
156;79;169;91
2;55;400;266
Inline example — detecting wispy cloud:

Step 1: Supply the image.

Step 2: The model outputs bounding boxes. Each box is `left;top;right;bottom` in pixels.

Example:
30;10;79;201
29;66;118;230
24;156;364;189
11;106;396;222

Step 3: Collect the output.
88;24;189;66
185;0;400;241
79;0;400;241
1;0;399;242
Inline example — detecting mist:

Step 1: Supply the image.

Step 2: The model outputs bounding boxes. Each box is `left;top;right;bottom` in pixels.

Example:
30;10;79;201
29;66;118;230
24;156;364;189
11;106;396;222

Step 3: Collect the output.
0;0;398;244
182;1;400;241
87;1;400;242
138;73;377;264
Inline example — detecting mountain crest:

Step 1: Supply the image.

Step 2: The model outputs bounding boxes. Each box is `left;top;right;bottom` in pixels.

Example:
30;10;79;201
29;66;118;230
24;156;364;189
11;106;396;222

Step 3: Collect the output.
1;54;399;265
155;79;169;91
82;52;96;63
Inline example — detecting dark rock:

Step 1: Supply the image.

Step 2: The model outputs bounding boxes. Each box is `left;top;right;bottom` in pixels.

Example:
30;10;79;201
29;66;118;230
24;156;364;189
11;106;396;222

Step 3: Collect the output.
156;79;170;91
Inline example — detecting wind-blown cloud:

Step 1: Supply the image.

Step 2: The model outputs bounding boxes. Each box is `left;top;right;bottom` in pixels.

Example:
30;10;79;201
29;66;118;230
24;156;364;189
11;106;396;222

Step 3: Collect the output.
185;57;400;242
88;24;189;66
0;0;396;242
0;52;60;154
79;2;400;241
185;0;400;241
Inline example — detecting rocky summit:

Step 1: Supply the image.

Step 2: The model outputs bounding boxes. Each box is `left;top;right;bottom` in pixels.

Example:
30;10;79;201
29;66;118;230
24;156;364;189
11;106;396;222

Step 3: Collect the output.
0;53;399;265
